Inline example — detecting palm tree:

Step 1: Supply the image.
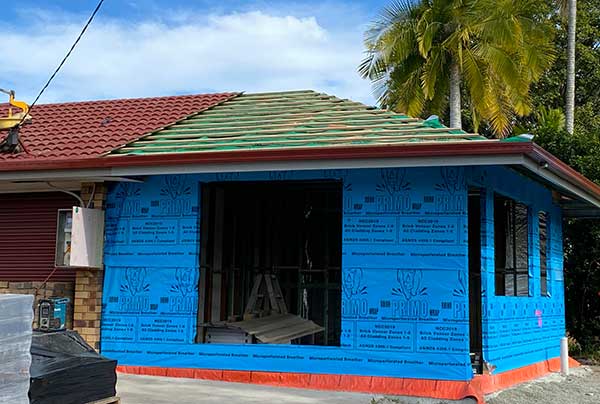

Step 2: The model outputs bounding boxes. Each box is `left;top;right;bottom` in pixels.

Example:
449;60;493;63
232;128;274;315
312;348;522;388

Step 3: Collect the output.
564;0;577;134
359;0;556;137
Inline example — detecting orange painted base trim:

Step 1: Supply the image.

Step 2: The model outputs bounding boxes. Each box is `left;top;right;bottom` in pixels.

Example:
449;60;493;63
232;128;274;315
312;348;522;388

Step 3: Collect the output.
117;357;579;404
472;356;580;396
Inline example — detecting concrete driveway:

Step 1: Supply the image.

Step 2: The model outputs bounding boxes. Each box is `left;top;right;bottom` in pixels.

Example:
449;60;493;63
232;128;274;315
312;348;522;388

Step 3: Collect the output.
116;373;377;404
116;373;474;404
117;368;600;404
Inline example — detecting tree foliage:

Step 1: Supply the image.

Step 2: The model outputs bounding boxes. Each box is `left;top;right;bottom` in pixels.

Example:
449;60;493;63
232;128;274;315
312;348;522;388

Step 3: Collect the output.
523;0;600;353
533;119;600;354
359;0;555;136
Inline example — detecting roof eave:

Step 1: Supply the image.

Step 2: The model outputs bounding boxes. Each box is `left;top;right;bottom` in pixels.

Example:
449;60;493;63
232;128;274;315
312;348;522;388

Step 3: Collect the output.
0;140;530;172
0;141;599;214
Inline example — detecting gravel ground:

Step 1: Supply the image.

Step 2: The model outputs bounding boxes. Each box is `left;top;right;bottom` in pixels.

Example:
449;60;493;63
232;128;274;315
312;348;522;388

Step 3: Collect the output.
486;366;600;404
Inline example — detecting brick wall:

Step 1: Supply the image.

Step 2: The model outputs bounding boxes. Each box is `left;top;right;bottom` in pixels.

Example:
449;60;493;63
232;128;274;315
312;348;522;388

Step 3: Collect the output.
73;270;104;349
0;281;75;329
71;182;107;350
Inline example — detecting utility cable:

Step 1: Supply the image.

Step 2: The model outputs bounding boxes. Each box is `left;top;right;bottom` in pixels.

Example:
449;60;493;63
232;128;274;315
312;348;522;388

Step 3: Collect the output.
19;0;106;123
2;0;105;153
46;182;85;206
23;2;105;300
34;182;83;300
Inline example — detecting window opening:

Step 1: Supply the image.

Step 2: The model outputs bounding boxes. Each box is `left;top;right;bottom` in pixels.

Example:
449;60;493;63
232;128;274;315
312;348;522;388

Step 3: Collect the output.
494;194;529;296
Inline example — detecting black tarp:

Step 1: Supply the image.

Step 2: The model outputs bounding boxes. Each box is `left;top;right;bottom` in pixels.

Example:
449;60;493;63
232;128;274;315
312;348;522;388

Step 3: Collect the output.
30;330;117;404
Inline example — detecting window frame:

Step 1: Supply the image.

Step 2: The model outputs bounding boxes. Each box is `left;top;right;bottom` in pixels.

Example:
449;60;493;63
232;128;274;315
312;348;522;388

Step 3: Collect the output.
493;193;531;297
538;211;551;297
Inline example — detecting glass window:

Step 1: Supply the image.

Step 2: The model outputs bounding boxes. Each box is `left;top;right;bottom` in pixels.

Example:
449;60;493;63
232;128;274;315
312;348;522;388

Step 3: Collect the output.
539;212;550;296
494;194;529;296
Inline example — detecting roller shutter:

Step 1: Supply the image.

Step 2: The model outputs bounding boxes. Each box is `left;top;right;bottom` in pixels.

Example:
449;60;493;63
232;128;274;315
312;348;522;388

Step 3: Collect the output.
0;192;78;281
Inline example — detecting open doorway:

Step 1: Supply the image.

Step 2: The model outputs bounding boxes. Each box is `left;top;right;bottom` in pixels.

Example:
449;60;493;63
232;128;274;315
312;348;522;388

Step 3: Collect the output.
468;189;483;374
196;180;342;346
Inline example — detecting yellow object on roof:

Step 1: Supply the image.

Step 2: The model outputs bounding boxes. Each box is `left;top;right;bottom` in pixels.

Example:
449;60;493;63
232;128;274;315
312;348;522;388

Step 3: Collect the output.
0;89;31;131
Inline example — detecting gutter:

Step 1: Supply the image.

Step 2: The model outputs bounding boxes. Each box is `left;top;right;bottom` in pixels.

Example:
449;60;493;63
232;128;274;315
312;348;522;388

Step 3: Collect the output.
0;140;598;209
0;141;532;172
528;144;600;202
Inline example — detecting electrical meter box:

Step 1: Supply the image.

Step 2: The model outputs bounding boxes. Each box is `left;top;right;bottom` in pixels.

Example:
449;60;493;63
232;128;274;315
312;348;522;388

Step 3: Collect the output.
55;207;105;268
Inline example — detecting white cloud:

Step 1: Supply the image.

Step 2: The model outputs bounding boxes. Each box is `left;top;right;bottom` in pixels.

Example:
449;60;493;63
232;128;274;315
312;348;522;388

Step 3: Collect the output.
0;10;375;105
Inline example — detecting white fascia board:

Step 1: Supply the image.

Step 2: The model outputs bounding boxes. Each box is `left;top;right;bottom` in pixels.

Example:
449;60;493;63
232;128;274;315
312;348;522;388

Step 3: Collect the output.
0;181;81;194
109;154;525;176
521;157;600;209
0;155;524;182
0;168;111;181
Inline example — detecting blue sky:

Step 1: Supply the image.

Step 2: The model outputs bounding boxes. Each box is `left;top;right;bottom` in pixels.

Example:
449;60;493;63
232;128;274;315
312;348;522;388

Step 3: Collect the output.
1;0;390;104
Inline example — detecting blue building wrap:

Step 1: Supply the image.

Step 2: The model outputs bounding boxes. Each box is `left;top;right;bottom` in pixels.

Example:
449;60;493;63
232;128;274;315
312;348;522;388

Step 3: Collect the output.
100;165;565;381
475;166;565;373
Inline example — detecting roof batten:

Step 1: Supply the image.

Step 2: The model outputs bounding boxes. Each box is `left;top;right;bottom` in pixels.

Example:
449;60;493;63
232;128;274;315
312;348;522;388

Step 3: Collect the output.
110;90;479;156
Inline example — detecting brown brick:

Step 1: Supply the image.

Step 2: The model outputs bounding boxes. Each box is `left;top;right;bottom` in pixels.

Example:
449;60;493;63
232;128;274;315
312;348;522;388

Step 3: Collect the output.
0;281;8;288
73;320;87;328
86;336;99;344
83;313;97;320
76;291;90;299
77;277;90;285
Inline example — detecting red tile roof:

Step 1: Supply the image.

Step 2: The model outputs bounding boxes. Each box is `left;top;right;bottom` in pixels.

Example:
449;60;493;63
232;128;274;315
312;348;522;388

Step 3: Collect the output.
0;92;238;160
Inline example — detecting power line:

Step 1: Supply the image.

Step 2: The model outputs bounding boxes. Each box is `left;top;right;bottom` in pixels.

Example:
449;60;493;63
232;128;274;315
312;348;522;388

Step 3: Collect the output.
19;0;106;123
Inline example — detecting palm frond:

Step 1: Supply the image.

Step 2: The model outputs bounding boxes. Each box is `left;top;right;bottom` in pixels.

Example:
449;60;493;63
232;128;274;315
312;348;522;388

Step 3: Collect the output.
480;78;515;137
359;0;555;134
421;46;447;99
476;43;521;89
462;47;486;102
536;106;566;131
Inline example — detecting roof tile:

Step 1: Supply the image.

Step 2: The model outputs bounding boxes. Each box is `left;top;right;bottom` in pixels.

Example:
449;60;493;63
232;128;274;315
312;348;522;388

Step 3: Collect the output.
0;92;237;160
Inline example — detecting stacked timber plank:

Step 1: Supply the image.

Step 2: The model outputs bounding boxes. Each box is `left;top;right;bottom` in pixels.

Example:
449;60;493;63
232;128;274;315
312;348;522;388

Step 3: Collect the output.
205;314;324;344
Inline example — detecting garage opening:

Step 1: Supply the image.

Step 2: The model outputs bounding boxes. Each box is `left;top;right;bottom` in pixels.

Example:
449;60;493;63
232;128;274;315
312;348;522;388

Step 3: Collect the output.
195;180;342;346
